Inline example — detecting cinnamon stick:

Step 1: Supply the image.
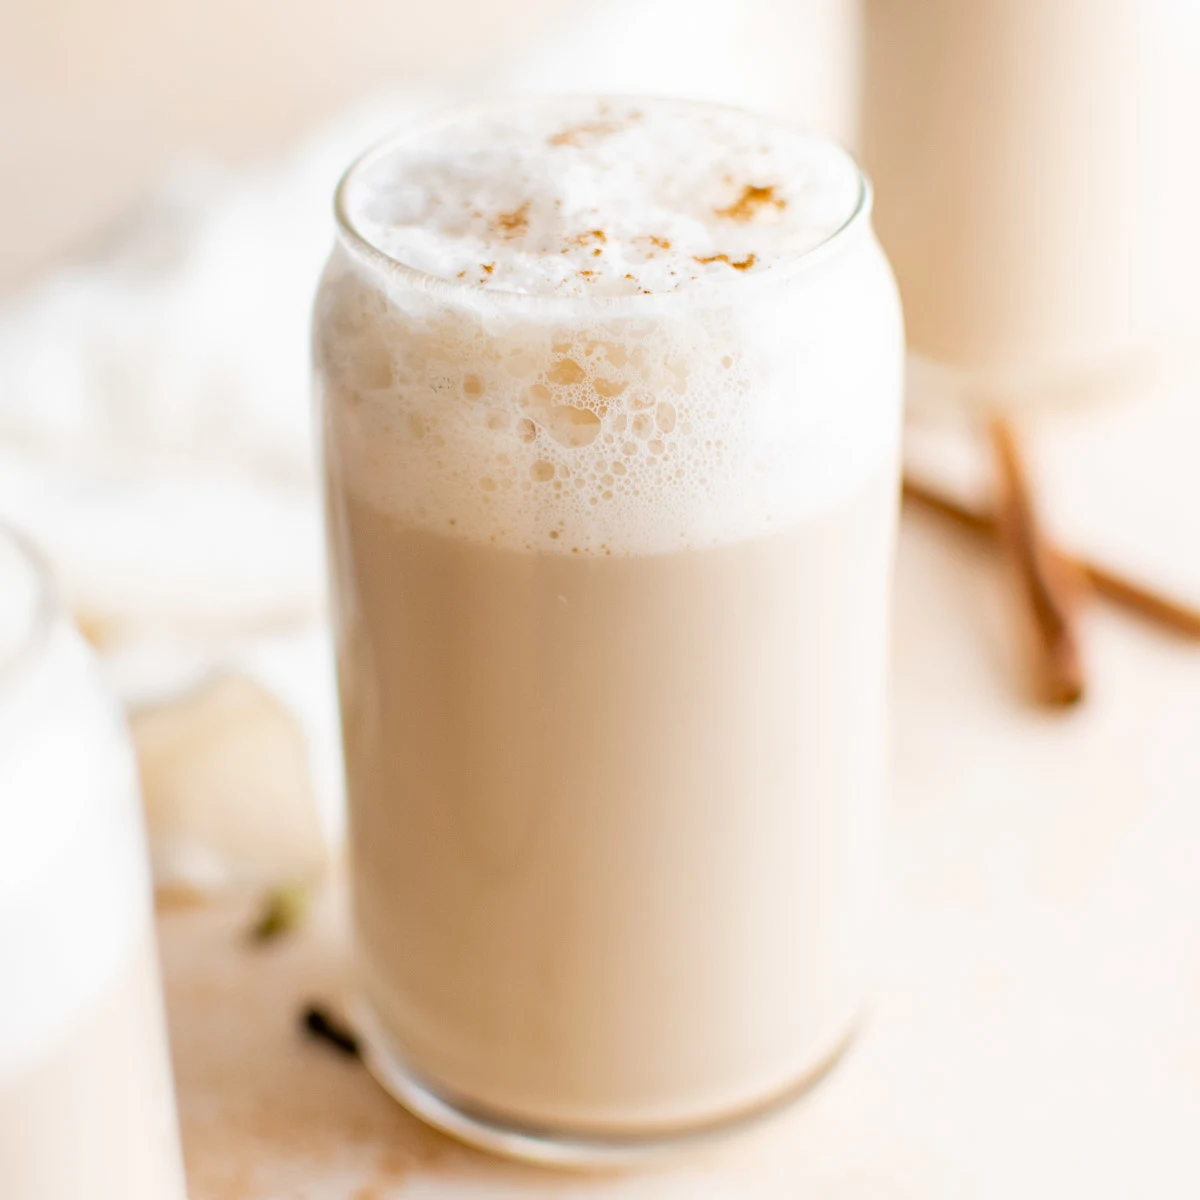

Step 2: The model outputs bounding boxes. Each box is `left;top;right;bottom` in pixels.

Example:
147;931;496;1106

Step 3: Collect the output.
987;418;1086;706
902;477;1200;640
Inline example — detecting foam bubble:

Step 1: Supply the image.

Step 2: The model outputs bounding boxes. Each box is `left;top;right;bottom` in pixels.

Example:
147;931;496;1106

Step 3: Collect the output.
317;97;903;554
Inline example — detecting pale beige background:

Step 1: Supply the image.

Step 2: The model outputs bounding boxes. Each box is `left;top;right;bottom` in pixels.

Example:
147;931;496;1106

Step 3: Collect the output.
0;0;860;292
0;0;556;287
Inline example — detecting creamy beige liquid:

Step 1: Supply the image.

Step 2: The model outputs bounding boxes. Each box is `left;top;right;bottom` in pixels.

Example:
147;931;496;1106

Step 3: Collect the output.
0;934;184;1199
334;466;896;1131
864;0;1200;404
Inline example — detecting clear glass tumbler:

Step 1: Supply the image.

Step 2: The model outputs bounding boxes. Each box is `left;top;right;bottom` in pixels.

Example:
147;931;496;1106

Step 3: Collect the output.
315;96;904;1166
0;524;188;1200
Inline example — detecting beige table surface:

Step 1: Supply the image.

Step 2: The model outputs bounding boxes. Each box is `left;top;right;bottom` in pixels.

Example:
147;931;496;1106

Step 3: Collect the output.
158;368;1200;1198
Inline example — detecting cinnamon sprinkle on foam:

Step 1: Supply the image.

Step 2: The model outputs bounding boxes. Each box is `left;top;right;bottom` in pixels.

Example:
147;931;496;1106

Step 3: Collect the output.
495;203;530;238
715;185;786;223
694;253;758;271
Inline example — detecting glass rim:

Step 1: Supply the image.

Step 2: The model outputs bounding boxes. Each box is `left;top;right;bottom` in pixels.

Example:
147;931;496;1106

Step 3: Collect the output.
332;94;873;317
0;521;58;693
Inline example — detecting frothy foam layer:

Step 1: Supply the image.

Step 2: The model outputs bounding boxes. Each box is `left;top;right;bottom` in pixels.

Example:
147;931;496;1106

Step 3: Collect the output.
0;612;150;1082
319;98;902;555
343;98;861;297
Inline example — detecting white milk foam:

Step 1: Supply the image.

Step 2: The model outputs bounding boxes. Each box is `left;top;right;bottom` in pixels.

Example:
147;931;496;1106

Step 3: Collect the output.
345;98;860;297
0;545;150;1082
319;97;901;555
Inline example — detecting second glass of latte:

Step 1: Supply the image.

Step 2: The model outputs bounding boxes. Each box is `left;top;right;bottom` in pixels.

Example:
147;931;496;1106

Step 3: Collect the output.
315;96;904;1165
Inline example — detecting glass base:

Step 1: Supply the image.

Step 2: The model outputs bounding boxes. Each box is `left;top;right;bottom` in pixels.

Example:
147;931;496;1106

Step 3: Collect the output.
353;1000;858;1170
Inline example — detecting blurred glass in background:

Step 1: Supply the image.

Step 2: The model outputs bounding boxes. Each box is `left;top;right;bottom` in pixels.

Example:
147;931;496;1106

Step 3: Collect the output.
863;0;1200;414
